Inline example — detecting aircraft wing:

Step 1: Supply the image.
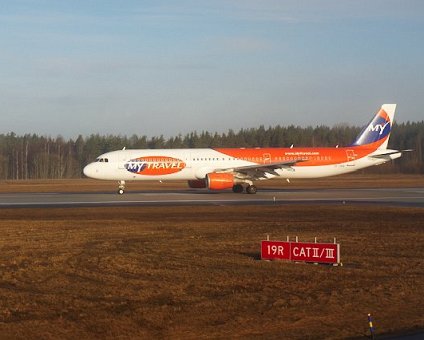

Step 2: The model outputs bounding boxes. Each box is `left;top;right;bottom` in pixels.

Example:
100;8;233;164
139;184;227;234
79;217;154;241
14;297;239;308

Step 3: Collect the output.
218;159;306;180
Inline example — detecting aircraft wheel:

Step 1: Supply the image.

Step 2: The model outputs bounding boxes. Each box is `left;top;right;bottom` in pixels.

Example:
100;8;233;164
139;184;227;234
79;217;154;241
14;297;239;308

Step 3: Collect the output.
117;180;125;195
232;184;244;193
246;185;257;194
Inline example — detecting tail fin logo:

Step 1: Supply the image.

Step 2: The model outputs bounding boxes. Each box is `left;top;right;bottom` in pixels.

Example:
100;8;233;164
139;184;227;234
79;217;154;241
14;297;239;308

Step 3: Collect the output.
352;108;391;146
367;120;390;136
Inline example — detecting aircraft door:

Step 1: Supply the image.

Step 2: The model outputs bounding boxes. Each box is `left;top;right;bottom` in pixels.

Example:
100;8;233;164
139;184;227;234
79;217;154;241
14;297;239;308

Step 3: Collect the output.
118;154;130;169
345;149;357;166
263;153;272;164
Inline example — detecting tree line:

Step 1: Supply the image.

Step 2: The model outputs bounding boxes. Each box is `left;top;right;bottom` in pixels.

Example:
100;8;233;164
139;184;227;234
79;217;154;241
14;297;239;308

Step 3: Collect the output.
0;121;423;180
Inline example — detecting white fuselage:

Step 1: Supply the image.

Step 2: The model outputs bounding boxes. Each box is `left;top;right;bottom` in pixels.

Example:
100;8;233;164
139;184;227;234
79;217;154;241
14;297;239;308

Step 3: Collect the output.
83;147;401;182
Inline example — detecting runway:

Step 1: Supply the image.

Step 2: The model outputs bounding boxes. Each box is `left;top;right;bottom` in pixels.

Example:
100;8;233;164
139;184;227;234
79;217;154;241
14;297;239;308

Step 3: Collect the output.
0;187;423;208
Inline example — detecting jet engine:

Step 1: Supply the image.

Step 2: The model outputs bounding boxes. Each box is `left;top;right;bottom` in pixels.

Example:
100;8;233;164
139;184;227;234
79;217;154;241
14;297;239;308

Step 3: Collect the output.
206;173;234;190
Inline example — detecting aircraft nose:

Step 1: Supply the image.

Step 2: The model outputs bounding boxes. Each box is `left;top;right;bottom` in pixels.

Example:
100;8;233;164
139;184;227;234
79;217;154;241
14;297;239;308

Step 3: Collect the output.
83;163;97;178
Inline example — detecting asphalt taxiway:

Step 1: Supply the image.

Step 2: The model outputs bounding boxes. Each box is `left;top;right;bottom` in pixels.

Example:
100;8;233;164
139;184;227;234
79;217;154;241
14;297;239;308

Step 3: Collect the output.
0;187;423;208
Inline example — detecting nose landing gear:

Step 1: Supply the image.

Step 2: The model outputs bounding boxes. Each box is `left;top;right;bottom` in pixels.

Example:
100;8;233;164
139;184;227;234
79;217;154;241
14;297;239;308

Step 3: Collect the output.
118;180;125;195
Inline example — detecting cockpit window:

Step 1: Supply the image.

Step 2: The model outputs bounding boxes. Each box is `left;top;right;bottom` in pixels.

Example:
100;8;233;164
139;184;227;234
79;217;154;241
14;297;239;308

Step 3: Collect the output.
96;158;109;163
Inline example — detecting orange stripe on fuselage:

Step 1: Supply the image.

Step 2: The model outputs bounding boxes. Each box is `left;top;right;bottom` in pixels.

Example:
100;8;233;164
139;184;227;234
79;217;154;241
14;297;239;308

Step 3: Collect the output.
214;146;376;166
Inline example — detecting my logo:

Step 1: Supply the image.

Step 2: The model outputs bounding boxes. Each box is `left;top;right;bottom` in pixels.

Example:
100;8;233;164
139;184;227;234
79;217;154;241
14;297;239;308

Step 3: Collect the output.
125;156;186;176
125;162;147;172
367;121;390;135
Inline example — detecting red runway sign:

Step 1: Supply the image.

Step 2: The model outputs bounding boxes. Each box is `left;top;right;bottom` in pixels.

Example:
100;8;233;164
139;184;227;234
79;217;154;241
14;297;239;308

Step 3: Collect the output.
261;240;340;264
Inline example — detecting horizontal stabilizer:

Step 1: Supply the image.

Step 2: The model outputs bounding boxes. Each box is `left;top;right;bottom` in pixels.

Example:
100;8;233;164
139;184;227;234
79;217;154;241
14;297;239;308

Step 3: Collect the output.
368;149;414;161
369;149;412;160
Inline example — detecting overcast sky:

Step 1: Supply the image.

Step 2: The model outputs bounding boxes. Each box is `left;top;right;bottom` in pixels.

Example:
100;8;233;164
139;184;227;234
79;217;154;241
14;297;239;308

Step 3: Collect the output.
1;0;423;138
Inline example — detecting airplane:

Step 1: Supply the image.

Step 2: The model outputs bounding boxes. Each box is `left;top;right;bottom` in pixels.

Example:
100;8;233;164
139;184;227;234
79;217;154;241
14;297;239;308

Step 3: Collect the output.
83;104;407;194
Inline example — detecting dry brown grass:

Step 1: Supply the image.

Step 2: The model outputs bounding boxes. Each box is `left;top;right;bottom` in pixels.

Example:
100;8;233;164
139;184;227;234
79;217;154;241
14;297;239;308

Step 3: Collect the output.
0;205;423;339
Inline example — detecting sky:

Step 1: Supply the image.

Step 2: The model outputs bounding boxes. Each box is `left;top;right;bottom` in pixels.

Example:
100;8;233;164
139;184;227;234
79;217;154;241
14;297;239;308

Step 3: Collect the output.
0;0;423;139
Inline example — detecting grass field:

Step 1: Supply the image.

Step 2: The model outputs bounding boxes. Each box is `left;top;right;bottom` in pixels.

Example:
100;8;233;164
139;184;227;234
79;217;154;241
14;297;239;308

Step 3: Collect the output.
0;202;423;338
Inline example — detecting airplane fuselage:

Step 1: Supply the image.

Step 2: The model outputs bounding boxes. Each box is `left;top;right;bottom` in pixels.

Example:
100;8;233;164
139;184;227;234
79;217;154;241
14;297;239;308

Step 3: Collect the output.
82;104;404;194
83;146;401;181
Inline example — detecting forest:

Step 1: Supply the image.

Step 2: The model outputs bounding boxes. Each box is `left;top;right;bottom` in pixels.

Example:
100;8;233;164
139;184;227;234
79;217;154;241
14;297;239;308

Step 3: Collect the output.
0;121;422;180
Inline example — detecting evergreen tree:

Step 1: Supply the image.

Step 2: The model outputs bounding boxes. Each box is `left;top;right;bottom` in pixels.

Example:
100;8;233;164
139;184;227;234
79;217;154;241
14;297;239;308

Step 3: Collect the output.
0;121;423;179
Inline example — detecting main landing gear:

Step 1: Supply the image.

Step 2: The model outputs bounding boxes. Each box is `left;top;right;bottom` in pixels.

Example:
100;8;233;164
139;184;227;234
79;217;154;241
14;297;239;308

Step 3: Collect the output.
232;184;257;194
246;185;257;194
232;184;244;193
118;180;125;195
